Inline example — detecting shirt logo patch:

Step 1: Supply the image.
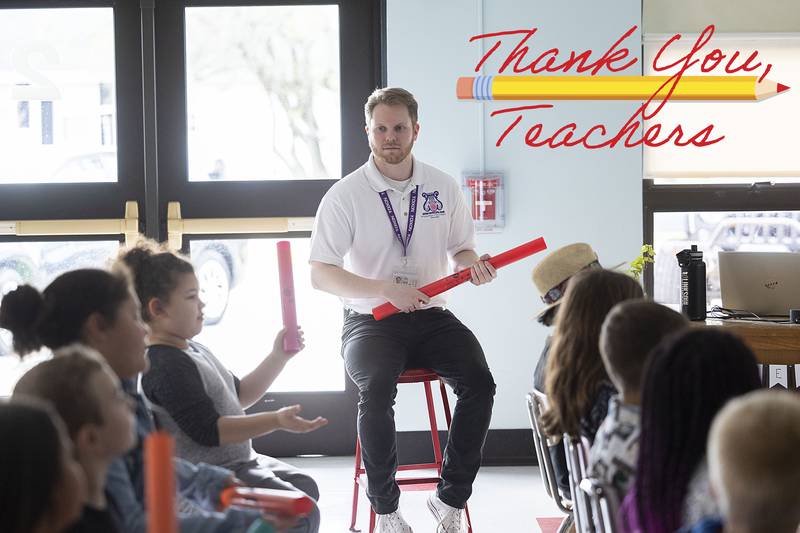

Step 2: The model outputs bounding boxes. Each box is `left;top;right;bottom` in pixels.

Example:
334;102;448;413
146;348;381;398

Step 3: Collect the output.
421;191;445;218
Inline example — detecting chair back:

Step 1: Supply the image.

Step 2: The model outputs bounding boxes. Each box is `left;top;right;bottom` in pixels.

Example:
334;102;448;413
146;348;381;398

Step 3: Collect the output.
563;433;595;533
526;391;572;515
579;477;621;533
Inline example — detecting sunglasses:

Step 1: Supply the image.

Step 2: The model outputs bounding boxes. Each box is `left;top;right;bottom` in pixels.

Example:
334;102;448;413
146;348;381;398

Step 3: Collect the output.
541;260;601;305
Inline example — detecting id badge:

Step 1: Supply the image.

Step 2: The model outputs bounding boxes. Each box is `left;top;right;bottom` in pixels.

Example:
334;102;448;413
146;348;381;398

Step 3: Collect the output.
392;259;419;288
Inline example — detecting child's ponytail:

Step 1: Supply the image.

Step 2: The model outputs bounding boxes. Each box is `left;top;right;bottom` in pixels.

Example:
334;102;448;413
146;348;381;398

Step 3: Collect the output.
0;285;46;355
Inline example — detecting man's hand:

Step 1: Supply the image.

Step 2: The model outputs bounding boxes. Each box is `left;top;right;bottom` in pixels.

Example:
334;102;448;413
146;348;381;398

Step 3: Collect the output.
276;405;328;433
381;282;430;313
469;254;497;286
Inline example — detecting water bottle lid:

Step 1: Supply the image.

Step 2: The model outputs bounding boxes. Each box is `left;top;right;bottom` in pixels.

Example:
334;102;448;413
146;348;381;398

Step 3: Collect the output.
676;245;704;266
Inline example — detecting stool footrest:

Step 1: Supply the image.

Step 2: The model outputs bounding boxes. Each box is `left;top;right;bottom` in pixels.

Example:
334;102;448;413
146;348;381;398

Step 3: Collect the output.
397;463;439;472
354;474;441;491
396;478;440;491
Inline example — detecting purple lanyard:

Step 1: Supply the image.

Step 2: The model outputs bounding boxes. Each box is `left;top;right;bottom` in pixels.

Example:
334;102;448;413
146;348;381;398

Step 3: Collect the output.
379;185;419;258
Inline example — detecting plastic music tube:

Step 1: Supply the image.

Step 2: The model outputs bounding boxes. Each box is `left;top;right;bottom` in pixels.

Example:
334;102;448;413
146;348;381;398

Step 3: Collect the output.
220;486;314;517
276;241;301;353
145;431;177;533
372;236;547;321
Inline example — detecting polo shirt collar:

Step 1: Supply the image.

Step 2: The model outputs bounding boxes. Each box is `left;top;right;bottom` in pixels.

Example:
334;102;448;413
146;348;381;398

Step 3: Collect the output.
364;154;423;193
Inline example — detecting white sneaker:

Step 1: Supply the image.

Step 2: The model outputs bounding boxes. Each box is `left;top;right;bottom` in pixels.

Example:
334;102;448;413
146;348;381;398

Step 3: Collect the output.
427;493;467;533
375;510;414;533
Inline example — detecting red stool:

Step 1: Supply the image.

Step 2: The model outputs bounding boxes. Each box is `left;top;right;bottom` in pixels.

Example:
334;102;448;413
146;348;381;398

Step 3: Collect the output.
349;368;474;532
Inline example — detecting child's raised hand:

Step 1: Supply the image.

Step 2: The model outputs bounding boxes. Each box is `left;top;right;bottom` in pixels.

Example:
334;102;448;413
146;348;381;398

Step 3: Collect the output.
275;404;328;434
272;326;305;359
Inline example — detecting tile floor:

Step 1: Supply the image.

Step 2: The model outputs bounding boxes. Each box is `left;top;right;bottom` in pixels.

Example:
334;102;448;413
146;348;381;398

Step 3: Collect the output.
289;456;564;533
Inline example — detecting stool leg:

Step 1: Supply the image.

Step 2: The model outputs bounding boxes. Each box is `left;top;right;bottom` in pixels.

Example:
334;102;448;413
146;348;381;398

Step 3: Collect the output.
369;509;376;533
465;503;474;533
439;379;453;429
424;380;443;472
350;437;362;532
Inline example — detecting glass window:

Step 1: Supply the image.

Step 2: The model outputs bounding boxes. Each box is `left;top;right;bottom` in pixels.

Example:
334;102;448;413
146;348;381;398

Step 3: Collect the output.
184;5;341;182
17;100;29;128
0;240;121;396
101;114;114;146
0;8;117;184
653;211;800;306
190;238;344;392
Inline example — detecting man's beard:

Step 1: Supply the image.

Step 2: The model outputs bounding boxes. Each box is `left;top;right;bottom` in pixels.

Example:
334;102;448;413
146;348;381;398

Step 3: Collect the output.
373;141;413;165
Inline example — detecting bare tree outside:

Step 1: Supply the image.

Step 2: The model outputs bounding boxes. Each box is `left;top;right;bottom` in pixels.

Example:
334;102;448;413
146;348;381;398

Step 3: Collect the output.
186;6;340;181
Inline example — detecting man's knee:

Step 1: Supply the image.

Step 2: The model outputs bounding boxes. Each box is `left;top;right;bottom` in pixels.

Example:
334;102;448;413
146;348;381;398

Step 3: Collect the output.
357;376;398;412
456;367;496;401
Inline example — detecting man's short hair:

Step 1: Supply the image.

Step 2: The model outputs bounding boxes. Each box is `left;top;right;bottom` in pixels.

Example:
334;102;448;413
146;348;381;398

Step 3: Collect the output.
12;344;108;439
364;87;418;125
708;390;800;533
599;299;688;393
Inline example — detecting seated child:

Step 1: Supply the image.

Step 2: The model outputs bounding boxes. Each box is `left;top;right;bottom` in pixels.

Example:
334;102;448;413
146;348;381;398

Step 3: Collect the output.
619;329;762;533
0;399;86;533
118;241;325;529
14;345;136;533
589;300;687;500
541;269;643;442
0;268;265;533
683;390;800;533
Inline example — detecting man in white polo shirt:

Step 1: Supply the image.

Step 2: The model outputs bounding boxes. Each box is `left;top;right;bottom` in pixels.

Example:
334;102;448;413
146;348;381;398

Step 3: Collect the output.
309;87;497;533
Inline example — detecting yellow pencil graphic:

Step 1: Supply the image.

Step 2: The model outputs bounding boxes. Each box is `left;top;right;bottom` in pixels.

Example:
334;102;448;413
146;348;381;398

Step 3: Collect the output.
456;75;789;101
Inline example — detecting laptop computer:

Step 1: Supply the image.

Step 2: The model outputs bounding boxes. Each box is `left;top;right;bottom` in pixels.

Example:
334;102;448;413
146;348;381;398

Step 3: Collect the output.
718;251;800;316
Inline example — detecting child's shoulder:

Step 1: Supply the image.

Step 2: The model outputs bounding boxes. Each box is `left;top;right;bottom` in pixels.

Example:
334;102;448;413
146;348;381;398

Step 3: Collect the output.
145;344;195;371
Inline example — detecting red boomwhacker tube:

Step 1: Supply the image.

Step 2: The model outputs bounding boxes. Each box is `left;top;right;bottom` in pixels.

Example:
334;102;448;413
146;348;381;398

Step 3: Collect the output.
220;486;314;517
145;431;177;533
277;241;301;353
372;236;547;321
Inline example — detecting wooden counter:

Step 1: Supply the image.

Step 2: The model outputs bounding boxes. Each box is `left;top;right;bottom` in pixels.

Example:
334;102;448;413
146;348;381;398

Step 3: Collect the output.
701;319;800;365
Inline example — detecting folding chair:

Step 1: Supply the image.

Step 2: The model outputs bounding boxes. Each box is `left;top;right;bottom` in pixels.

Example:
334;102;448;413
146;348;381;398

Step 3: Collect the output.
526;391;574;533
579;477;621;533
563;433;595;533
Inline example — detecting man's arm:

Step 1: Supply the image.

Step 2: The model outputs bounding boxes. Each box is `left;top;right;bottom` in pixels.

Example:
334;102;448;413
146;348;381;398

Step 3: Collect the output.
310;261;431;313
309;261;387;298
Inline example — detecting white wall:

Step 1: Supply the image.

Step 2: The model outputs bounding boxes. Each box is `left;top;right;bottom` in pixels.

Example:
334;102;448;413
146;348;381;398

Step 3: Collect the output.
387;0;643;431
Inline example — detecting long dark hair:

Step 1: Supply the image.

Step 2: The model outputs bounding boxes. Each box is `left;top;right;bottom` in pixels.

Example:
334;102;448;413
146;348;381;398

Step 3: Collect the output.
633;328;762;533
0;268;132;356
542;269;643;437
117;239;194;322
0;400;65;533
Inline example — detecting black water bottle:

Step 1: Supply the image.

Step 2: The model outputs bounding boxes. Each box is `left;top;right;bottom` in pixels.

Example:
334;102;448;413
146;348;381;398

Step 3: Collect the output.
676;245;706;321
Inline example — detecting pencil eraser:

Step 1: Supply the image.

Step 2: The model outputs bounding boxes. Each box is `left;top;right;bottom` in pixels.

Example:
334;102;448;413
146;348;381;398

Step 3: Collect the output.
456;77;474;100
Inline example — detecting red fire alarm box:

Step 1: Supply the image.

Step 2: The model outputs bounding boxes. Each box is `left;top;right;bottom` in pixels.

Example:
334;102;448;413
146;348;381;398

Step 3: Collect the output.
462;172;505;233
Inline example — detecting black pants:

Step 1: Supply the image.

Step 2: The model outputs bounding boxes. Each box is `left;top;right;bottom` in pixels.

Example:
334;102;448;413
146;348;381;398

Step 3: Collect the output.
342;308;496;514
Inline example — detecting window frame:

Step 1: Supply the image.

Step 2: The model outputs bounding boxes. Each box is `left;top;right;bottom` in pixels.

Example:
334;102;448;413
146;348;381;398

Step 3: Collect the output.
1;0;386;455
153;0;383;228
0;0;147;224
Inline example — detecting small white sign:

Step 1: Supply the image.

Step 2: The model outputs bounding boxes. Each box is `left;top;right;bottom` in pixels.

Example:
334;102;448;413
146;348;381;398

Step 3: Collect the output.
768;365;789;389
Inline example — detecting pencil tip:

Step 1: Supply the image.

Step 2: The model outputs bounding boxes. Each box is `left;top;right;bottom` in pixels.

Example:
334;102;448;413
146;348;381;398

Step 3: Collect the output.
777;83;790;93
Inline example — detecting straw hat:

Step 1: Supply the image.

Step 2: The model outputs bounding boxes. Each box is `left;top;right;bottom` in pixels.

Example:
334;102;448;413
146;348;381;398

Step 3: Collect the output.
532;243;600;321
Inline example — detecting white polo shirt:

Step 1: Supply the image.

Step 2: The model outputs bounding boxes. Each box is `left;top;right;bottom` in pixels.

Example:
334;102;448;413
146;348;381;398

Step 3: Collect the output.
309;155;476;314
